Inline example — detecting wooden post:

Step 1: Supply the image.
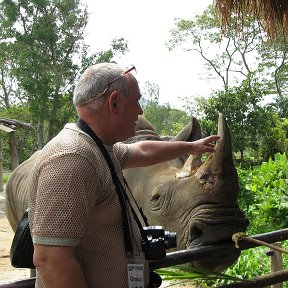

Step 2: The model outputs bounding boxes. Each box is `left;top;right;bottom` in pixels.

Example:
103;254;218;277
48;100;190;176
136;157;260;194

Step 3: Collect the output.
268;243;283;288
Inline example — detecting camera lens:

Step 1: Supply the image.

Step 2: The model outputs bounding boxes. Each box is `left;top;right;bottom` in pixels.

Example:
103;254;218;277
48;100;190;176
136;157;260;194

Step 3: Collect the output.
163;231;177;249
142;226;177;260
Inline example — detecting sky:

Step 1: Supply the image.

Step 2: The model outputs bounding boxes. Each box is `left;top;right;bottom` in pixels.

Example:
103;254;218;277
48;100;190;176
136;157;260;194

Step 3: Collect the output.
83;0;216;110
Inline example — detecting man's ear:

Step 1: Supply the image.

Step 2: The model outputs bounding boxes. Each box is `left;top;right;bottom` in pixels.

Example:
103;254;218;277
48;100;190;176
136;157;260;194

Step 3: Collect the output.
108;91;120;114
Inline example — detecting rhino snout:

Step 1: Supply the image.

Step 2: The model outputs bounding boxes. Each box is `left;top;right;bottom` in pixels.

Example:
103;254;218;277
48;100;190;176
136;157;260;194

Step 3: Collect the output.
185;205;249;249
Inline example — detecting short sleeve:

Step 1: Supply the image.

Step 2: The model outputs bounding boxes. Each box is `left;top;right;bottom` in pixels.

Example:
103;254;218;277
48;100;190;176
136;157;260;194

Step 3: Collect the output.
32;153;95;246
113;142;132;169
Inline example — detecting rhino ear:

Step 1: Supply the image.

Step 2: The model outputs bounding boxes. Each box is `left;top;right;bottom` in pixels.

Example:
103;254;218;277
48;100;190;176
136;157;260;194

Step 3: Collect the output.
174;116;203;178
125;115;162;143
135;115;156;132
172;116;202;142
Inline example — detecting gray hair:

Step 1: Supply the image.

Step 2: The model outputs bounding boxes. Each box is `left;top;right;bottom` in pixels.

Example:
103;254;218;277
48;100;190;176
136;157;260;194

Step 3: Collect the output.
73;62;130;109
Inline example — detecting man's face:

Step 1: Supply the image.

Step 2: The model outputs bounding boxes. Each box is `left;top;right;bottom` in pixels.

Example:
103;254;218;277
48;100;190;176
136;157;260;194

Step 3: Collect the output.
117;76;143;141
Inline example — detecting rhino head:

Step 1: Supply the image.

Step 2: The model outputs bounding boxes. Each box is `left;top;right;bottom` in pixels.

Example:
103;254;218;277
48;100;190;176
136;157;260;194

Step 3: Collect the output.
124;113;249;271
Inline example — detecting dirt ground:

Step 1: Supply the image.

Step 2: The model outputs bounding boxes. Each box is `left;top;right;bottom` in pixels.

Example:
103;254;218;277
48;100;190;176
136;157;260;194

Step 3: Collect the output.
0;194;30;283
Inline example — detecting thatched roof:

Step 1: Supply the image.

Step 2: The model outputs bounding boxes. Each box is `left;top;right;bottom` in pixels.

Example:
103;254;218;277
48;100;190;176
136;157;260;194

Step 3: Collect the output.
215;0;288;40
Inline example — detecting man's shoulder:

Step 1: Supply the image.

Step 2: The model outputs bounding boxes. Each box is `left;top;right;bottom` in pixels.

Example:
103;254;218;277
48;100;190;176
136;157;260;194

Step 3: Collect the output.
37;123;98;163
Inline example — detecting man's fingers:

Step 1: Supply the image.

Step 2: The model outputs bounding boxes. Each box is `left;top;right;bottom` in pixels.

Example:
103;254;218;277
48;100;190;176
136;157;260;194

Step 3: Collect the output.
205;135;220;142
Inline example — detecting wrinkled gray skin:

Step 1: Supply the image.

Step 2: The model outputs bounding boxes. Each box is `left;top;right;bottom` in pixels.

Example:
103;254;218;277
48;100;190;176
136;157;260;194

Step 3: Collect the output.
6;114;248;272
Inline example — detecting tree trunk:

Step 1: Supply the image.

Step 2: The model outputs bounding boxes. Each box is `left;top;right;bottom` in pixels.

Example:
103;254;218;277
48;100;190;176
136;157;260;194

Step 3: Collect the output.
0;131;3;191
8;131;19;170
37;119;44;149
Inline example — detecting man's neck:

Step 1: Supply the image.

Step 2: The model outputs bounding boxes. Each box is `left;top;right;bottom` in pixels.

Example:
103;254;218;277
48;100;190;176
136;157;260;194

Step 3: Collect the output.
79;116;117;146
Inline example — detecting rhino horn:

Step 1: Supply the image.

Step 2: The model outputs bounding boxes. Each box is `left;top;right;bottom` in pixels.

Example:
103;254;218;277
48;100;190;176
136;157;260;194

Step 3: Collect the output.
176;155;202;179
212;113;234;167
198;113;233;174
194;114;237;199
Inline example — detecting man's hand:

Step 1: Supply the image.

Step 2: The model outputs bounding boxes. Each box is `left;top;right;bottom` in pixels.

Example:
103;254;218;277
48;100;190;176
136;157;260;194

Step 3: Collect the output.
190;135;220;155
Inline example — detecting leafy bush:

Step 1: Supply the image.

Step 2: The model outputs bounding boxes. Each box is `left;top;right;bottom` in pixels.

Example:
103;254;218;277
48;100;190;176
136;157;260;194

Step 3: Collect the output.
238;153;288;235
218;153;288;286
3;174;9;184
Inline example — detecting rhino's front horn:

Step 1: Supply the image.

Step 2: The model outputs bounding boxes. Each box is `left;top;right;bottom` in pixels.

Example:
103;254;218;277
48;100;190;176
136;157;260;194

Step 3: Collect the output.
194;113;237;197
215;113;234;166
176;113;233;180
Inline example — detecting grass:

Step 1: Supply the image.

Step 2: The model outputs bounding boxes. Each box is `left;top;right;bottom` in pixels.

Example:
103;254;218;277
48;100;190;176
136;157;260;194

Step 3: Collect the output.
156;265;242;287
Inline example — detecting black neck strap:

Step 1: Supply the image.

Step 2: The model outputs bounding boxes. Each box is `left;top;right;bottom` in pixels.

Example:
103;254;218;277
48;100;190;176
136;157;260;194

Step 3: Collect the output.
76;118;133;253
76;119;152;251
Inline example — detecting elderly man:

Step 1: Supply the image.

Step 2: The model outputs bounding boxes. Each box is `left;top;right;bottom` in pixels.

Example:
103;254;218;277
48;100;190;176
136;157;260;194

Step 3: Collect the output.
28;62;219;288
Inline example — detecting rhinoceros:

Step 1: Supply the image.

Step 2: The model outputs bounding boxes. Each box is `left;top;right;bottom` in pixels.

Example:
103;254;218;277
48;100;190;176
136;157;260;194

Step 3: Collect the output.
6;113;248;272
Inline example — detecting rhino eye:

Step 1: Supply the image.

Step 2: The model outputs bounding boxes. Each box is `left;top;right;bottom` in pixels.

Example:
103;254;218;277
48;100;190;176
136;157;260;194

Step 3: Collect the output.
152;194;161;201
150;187;164;209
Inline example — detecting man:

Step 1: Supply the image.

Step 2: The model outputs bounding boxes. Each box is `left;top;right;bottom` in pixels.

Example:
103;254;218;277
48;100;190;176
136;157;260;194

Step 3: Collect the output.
28;62;219;288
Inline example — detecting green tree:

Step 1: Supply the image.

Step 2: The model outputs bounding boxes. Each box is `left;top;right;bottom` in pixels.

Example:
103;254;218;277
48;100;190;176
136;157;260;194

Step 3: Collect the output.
0;105;35;167
258;38;288;118
167;5;264;93
0;42;21;108
80;38;129;73
167;5;288;110
194;79;269;164
238;153;288;234
0;0;129;165
1;0;89;147
142;81;190;136
167;5;288;163
260;112;288;160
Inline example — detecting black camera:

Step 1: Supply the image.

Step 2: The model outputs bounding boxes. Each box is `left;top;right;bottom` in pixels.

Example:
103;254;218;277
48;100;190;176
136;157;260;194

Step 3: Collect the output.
142;226;177;260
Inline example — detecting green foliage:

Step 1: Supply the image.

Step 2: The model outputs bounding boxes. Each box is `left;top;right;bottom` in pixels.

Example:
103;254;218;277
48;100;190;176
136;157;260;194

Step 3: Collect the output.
260;114;288;161
144;102;190;137
0;0;89;145
157;265;240;287
210;154;288;286
80;38;128;72
167;5;265;93
142;81;190;136
221;242;288;287
0;105;35;167
216;247;272;286
194;79;270;162
238;153;288;235
193;77;287;164
0;0;129;157
3;174;9;183
257;38;288;104
167;3;288;166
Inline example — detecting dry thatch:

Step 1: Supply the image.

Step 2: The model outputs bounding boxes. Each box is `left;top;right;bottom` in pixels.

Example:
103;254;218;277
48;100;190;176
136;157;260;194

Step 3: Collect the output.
215;0;288;40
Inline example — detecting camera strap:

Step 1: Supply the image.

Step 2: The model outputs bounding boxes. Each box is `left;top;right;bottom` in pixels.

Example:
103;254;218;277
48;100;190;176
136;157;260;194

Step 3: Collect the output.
76;118;153;250
76;118;133;253
122;179;151;242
